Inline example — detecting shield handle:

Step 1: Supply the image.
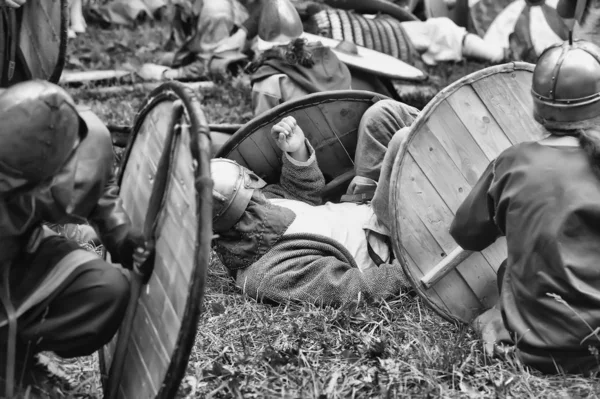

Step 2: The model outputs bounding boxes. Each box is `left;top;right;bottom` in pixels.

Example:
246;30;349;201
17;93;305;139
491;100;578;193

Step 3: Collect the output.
420;247;474;289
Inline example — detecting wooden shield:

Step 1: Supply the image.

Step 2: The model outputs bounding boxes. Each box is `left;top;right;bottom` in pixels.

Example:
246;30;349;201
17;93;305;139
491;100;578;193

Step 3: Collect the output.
98;82;213;399
390;62;545;324
216;90;389;199
18;0;68;82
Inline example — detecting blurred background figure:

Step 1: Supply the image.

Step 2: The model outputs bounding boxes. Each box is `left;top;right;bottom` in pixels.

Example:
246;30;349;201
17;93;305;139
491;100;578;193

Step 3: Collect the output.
69;0;87;38
246;0;351;115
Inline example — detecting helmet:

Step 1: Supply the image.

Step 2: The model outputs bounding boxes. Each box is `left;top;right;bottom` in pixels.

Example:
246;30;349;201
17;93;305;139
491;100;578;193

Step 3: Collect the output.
0;80;86;189
211;158;267;233
257;0;303;46
532;40;600;130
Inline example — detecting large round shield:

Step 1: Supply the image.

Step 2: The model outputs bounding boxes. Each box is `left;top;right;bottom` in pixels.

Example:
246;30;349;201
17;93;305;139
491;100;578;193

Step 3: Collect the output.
390;62;545;324
18;0;68;82
98;82;213;399
216;90;389;199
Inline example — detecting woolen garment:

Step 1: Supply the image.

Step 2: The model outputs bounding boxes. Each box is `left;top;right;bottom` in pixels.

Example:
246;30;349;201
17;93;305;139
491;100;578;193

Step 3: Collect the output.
235;233;407;306
214;140;410;305
450;140;600;374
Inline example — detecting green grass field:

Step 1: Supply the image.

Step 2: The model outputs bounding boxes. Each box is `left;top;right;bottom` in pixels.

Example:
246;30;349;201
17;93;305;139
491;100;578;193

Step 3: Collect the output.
56;21;600;399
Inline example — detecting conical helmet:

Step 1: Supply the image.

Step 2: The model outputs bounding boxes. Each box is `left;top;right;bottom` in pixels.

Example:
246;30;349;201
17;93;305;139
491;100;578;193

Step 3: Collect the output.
0;80;86;192
258;0;303;45
211;158;267;233
532;40;600;130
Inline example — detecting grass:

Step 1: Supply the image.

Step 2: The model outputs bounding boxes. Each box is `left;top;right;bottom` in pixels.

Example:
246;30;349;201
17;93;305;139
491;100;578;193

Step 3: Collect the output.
53;19;600;399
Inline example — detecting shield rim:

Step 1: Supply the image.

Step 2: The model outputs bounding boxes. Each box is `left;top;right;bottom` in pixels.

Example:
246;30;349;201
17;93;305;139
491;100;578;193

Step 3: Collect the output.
17;0;68;83
389;61;535;324
215;89;390;160
98;81;212;399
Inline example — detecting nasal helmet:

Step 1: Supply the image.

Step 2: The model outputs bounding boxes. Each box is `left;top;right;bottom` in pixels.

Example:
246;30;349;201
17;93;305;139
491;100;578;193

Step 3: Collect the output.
211;158;267;233
532;40;600;130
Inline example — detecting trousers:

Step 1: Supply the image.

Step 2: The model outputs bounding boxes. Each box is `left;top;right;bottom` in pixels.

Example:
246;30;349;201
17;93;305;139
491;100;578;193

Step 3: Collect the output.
1;235;130;360
353;99;420;232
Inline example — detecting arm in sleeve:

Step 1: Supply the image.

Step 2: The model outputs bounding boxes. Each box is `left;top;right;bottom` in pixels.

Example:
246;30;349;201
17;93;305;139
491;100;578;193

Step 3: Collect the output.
449;160;501;251
235;241;406;306
263;140;325;205
88;172;131;252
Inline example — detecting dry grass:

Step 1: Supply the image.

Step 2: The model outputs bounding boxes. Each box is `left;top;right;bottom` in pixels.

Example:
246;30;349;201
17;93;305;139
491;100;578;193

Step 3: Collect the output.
55;20;600;399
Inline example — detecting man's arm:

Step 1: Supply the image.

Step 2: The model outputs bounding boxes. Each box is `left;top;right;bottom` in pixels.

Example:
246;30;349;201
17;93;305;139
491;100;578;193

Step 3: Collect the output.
449;161;502;251
263;116;325;205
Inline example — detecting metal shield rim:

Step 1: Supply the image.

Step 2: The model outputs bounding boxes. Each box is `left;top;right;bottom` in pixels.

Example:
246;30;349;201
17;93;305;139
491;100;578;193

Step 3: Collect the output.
389;61;535;324
98;81;212;399
215;90;390;160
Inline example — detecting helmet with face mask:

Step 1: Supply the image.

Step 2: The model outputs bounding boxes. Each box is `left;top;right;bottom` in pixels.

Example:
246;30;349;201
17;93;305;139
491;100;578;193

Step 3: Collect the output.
211;158;267;233
0;80;87;193
532;40;600;131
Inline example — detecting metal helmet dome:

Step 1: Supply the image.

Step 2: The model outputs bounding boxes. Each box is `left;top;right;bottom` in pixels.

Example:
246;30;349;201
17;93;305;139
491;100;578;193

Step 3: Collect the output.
532;40;600;130
0;80;86;190
211;158;267;233
257;0;303;45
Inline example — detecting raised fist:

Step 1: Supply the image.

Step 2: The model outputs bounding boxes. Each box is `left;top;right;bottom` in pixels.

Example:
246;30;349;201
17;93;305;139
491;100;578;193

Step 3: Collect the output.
271;116;306;154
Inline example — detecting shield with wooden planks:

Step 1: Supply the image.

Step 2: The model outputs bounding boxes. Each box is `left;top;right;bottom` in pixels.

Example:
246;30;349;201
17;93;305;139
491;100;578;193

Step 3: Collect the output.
389;62;545;324
98;82;213;399
17;0;68;82
216;90;390;200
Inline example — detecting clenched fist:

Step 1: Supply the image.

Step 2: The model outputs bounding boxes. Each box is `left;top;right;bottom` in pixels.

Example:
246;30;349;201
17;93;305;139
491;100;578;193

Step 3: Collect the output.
271;116;309;161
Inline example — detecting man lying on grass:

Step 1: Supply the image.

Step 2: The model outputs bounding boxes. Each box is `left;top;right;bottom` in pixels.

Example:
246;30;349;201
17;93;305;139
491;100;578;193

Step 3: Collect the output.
211;101;419;306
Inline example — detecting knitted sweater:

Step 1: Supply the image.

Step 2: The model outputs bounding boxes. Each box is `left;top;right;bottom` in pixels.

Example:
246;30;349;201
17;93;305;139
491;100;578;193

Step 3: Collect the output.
215;141;409;306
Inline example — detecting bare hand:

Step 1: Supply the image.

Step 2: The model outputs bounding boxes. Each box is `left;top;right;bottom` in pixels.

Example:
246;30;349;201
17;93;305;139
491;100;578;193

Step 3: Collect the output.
1;0;26;8
271;116;306;154
214;29;247;53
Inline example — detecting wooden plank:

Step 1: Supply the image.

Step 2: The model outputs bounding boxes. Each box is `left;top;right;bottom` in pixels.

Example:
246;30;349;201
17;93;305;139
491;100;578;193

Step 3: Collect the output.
407;127;471;211
471;74;544;144
401;154;499;308
425;99;491;185
131;308;170;396
140;273;180;352
445;85;514;160
295;107;353;178
397;156;485;312
133;303;171;360
236;134;278;182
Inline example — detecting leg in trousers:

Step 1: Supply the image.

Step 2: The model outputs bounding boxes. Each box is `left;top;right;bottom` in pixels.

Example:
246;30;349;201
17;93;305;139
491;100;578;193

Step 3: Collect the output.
5;236;130;359
354;99;420;181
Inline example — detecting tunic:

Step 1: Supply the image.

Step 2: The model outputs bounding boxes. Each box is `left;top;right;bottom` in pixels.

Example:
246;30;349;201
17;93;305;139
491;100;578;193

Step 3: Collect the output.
450;141;600;374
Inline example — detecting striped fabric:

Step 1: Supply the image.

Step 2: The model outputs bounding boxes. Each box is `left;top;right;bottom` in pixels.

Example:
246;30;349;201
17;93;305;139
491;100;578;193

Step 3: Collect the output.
306;8;421;66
